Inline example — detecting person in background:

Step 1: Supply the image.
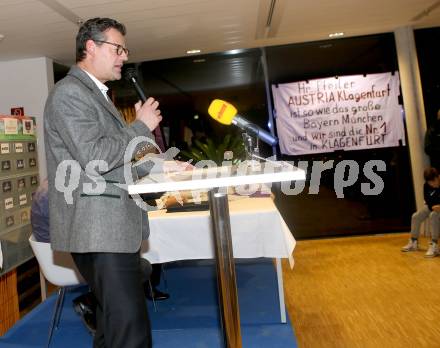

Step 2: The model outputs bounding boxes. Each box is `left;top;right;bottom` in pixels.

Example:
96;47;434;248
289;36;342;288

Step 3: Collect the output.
425;109;440;170
30;179;50;244
401;167;440;257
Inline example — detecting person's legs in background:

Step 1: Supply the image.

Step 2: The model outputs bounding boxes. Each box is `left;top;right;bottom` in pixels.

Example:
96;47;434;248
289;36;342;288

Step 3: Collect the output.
425;211;440;257
140;257;153;283
146;264;170;301
402;205;431;252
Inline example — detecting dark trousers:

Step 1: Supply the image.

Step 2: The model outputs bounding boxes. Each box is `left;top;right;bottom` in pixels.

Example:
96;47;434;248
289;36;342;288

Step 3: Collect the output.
150;264;162;288
72;252;152;348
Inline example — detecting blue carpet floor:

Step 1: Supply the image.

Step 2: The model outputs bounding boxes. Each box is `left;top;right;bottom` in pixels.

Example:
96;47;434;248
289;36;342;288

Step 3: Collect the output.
1;259;297;347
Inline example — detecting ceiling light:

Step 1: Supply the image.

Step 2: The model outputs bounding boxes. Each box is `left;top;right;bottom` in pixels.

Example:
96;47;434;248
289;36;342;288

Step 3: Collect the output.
0;34;5;42
329;32;344;38
225;49;244;55
194;114;199;120
186;49;201;54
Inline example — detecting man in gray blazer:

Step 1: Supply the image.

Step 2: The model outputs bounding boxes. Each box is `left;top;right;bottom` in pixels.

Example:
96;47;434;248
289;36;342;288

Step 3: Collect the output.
44;17;161;347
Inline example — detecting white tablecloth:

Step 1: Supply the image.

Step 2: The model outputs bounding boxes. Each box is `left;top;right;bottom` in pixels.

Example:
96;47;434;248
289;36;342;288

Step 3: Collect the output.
141;196;295;267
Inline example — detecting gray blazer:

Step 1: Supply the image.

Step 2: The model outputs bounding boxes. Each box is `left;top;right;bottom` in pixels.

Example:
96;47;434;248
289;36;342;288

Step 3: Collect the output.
44;66;154;253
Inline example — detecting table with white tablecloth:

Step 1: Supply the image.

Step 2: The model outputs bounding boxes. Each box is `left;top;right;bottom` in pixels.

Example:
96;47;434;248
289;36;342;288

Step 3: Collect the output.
140;195;295;322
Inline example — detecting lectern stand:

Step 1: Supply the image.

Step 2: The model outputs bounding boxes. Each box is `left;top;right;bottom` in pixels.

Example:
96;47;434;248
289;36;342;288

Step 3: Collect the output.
128;161;305;348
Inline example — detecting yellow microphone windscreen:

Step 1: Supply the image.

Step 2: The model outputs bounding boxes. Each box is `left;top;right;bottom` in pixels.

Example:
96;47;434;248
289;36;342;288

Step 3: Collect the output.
207;99;237;125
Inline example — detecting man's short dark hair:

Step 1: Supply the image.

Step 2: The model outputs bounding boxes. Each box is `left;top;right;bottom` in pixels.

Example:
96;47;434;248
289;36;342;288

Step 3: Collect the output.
76;17;126;62
424;167;439;182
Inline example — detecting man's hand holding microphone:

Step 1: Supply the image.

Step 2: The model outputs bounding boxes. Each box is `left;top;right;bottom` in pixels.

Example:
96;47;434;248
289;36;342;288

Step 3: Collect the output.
135;97;162;131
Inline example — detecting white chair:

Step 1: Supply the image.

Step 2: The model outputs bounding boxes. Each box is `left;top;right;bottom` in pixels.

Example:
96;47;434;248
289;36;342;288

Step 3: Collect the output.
29;235;85;348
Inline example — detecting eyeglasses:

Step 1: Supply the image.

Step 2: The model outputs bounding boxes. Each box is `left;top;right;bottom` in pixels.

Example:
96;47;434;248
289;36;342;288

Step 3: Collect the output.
94;40;130;56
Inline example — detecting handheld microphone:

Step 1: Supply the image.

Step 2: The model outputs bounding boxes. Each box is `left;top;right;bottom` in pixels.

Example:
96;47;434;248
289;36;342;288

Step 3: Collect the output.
124;68;147;102
124;68;166;152
208;99;278;146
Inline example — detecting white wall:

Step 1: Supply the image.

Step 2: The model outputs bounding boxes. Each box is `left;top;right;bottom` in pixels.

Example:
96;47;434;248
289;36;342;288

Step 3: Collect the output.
0;57;54;180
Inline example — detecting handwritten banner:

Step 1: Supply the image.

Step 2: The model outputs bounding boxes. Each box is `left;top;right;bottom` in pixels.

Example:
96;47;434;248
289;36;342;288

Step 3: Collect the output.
272;72;405;155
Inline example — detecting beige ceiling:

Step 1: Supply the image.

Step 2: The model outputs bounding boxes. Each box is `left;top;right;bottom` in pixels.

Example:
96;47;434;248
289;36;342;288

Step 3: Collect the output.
0;0;439;65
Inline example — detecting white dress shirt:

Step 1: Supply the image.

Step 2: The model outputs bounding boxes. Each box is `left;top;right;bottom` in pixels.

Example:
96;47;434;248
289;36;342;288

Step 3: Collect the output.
82;69;109;101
